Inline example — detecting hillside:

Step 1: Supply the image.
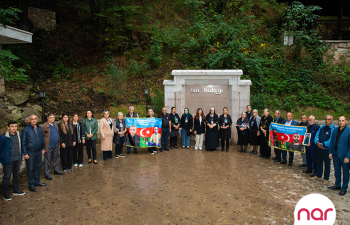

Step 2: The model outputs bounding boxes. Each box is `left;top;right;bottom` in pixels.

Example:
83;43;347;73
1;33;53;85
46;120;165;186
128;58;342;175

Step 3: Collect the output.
2;0;350;122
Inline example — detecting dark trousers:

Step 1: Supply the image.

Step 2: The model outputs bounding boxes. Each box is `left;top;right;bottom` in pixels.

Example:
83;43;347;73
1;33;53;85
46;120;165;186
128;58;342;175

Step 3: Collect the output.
316;148;331;180
221;139;230;149
274;148;281;160
26;150;42;188
306;145;318;174
103;151;113;160
60;146;73;170
161;128;169;150
115;137;125;155
127;146;137;153
170;136;178;147
148;147;155;153
73;143;84;164
260;138;271;157
86;140;97;160
2;159;21;195
282;150;294;163
333;153;350;191
44;145;60;176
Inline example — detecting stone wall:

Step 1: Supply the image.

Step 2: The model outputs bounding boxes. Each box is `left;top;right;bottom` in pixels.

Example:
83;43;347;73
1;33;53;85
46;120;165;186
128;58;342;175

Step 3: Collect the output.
325;41;350;64
28;7;56;31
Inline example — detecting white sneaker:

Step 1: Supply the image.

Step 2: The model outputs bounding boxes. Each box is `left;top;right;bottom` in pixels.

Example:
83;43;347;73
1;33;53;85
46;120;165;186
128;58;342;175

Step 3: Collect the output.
199;148;202;151
74;163;78;167
150;152;154;155
195;148;198;150
79;164;83;167
154;150;157;153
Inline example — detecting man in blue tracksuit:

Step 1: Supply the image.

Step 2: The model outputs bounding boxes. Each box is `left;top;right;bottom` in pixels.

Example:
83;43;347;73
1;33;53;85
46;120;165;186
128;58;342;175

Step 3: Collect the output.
328;116;350;196
312;115;335;185
0;121;26;201
303;116;320;178
21;114;46;192
281;112;299;166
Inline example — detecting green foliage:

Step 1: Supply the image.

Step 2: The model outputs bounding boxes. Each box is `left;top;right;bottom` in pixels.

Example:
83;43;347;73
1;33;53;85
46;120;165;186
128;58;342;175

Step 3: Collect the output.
48;60;75;80
0;7;21;27
103;56;127;101
150;89;164;114
0;49;28;83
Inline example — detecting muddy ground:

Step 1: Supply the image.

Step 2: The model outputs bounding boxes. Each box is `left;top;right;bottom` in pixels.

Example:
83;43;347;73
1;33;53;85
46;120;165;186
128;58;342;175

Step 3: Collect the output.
0;145;349;224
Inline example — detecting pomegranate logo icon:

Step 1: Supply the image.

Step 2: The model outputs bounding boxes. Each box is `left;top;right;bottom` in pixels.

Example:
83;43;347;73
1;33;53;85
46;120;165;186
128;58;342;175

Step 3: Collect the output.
294;193;336;224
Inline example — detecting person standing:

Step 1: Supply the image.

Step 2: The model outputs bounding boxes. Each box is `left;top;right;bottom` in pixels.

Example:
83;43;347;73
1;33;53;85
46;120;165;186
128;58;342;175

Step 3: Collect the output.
245;105;253;148
180;108;193;149
273;110;285;162
282;112;299;166
83;110;98;164
158;107;171;152
303;116;320;177
312;115;335;185
146;109;156;154
219;107;232;152
42;113;64;181
328;116;350;196
0;121;26;200
299;114;309;167
100;110;114;161
245;105;253;121
72;113;85;167
21;114;46;192
259;108;273;158
59;114;76;172
205;108;219;151
236;112;249;153
125;106;139;154
170;107;180;149
193;108;205;151
114;112;127;158
249;109;261;155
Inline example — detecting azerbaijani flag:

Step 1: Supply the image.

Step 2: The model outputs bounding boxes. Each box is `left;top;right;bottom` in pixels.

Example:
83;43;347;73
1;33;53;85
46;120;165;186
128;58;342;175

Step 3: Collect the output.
125;118;162;148
269;123;307;152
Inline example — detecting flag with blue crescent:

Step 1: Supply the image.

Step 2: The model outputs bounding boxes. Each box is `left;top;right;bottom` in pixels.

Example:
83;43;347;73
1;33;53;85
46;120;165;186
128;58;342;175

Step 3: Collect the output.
125;118;162;148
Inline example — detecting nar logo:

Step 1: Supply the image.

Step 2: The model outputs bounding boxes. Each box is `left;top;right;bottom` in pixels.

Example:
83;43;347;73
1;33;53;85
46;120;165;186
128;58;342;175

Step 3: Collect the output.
294;193;336;225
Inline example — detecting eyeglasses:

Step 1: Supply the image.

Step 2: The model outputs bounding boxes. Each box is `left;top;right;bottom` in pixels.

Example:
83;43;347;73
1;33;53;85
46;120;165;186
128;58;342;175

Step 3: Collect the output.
325;119;332;120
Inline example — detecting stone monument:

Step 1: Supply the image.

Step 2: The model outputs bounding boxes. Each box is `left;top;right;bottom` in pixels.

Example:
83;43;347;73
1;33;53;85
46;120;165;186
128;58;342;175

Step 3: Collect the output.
163;70;251;144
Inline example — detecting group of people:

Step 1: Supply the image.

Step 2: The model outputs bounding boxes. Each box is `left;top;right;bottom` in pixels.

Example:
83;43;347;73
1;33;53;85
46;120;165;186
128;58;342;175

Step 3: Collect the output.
157;106;232;152
236;105;350;196
1;105;349;202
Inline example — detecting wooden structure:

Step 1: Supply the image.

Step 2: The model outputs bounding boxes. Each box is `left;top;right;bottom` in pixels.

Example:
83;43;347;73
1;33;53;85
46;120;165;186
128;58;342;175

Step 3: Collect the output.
277;0;350;40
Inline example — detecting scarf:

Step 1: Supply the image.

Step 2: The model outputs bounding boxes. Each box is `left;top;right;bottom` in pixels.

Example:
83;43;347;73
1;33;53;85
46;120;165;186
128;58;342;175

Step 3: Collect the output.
183;108;192;117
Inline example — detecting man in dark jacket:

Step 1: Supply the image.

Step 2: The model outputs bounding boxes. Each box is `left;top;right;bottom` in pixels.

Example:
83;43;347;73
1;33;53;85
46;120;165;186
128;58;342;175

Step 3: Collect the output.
21;114;46;192
328;116;350;196
0;121;26;201
158;107;171;152
125;106;139;154
303;116;320;177
299;114;309;167
273;110;285;162
42;113;64;180
312;115;335;185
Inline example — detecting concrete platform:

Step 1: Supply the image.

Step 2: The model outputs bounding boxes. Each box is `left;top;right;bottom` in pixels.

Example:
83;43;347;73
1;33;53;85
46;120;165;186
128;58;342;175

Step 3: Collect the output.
0;144;349;224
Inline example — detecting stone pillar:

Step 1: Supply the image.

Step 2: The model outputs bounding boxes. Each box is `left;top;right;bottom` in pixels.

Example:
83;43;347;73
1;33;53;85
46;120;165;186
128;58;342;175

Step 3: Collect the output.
0;43;4;94
163;70;252;144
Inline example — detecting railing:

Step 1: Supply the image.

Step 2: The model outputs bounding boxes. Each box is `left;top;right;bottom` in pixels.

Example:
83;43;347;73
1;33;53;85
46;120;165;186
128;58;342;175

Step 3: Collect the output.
28;0;52;11
314;19;350;40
